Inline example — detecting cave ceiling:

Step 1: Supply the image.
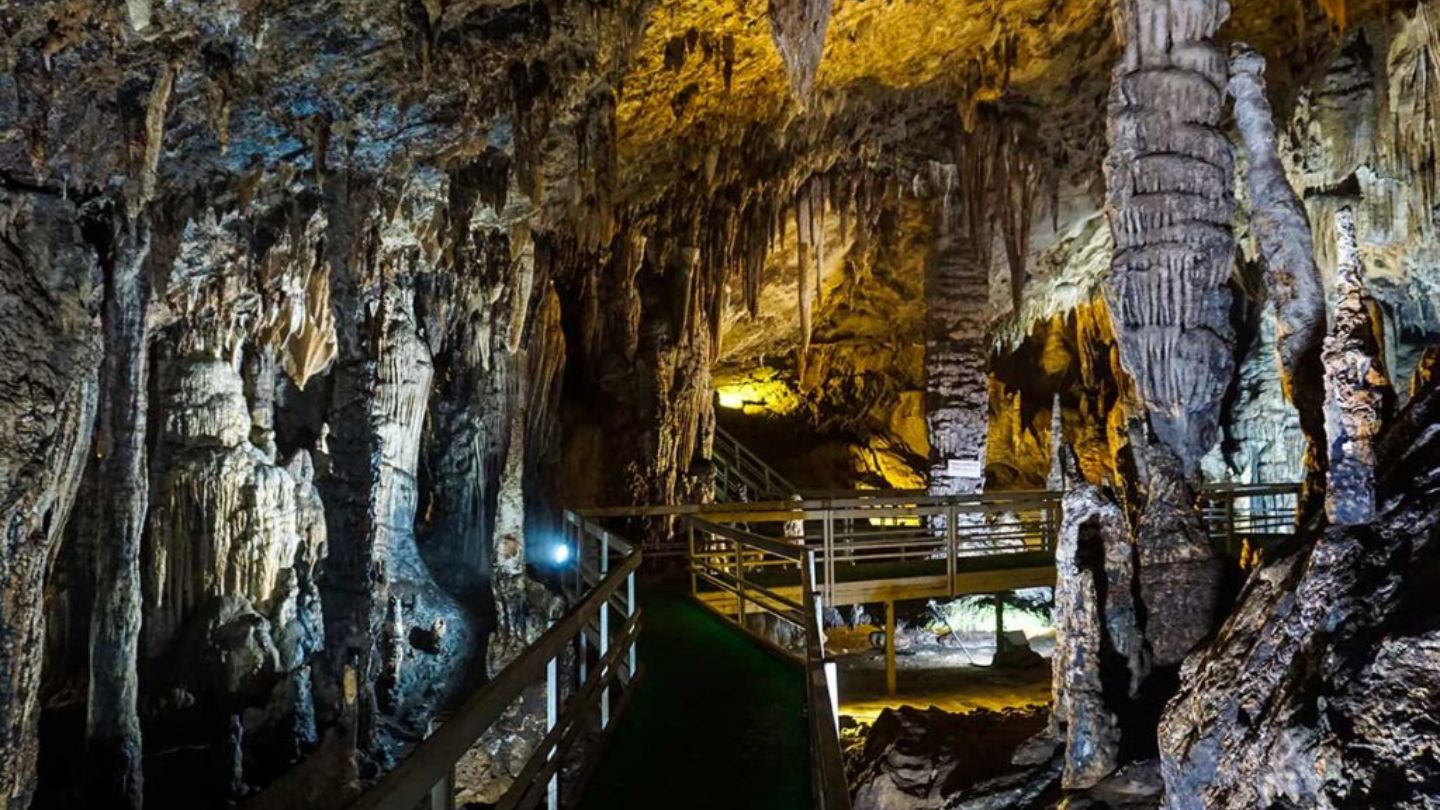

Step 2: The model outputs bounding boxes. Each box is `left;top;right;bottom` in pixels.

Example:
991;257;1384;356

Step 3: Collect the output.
614;0;1404;208
5;1;1405;223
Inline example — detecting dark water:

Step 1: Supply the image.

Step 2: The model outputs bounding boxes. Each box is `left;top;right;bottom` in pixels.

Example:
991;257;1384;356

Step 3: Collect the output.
579;589;812;809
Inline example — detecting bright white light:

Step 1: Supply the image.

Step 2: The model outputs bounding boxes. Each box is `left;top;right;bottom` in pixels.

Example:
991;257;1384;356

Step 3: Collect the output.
550;543;572;565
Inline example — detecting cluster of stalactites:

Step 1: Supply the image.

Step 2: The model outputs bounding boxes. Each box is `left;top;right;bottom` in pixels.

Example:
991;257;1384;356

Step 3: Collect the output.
922;107;1045;312
577;167;894;372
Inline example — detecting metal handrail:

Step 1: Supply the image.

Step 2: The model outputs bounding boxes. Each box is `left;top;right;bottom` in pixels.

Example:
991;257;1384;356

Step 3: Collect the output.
682;517;851;810
713;425;799;501
350;513;641;810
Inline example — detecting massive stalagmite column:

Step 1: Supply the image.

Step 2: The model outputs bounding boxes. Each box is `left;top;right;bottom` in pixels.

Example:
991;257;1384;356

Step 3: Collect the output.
86;220;151;810
1104;0;1234;665
0;194;103;810
926;163;991;498
1228;44;1328;507
1322;208;1392;525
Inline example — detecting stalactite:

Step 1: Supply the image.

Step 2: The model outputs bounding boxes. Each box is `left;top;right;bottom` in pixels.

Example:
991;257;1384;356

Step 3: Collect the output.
1385;4;1440;240
998;123;1040;313
766;0;832;107
1323;207;1394;525
1229;44;1329;513
796;190;813;379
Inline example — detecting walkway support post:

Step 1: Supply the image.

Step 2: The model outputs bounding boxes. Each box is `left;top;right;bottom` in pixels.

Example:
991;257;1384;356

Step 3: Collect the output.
885;601;897;696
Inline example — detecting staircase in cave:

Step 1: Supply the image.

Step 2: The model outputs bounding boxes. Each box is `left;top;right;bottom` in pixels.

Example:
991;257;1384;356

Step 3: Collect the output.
713;425;800;502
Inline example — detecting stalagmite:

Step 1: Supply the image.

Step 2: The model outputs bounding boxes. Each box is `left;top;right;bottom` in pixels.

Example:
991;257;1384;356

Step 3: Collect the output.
1104;0;1233;665
86;220;151;810
1322;207;1393;525
1228;44;1328;509
487;398;530;676
1048;449;1141;789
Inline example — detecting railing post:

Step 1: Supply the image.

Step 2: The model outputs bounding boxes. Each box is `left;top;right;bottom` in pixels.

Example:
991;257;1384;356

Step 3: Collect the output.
1226;492;1237;557
946;504;957;597
735;538;747;626
884;600;897;697
688;522;697;597
626;569;637;683
824;661;840;731
546;655;559;810
823;510;834;604
427;766;453;810
599;534;611;730
577;521;589;690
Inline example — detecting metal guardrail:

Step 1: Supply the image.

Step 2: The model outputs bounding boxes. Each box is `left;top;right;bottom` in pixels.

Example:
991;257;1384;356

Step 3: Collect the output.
689;491;1060;605
682;517;852;810
1199;482;1303;557
713;425;799;502
350;513;640;810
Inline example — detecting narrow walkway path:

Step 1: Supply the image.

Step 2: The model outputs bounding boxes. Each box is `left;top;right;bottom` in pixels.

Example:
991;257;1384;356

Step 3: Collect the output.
579;589;811;810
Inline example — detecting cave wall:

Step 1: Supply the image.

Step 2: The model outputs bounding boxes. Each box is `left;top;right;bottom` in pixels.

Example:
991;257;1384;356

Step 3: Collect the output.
1;0;647;805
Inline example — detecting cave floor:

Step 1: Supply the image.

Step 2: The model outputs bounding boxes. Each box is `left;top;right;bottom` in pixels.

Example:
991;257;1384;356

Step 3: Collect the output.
578;588;811;810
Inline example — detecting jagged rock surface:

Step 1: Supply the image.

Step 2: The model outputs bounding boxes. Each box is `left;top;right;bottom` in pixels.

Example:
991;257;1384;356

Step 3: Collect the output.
1159;377;1440;809
0;195;103;810
1048;451;1141;789
1322;207;1394;526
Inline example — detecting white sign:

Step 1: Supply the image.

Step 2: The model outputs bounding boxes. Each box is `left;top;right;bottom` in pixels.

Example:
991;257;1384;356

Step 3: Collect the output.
947;458;983;478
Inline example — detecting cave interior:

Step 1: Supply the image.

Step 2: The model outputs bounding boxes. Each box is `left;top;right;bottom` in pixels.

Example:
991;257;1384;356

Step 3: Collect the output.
4;0;1440;808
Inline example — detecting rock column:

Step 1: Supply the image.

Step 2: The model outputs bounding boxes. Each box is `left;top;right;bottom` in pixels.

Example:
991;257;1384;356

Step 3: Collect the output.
926;166;990;498
1322;207;1393;525
0;195;103;810
86;220;151;810
1104;0;1234;665
1229;44;1328;509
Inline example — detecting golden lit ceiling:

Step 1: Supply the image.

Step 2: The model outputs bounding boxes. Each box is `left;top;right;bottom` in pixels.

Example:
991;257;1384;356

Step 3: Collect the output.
614;0;1402;202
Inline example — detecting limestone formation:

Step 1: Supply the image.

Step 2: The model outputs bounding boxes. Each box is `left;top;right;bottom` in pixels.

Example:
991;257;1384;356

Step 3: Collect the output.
767;0;832;107
1048;450;1141;789
1159;368;1440;809
1104;0;1233;666
4;0;1440;807
925;159;992;498
1228;44;1329;509
1322;207;1394;526
0;194;103;810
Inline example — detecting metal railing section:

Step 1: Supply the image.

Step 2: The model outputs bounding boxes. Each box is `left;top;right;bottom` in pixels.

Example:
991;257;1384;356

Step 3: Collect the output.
350;513;641;810
681;491;1060;604
683;517;852;810
1199;482;1303;556
713;424;799;502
